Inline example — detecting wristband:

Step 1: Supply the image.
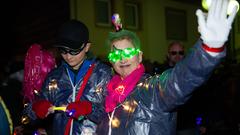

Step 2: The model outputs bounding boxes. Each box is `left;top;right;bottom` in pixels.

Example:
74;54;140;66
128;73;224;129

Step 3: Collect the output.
202;44;225;53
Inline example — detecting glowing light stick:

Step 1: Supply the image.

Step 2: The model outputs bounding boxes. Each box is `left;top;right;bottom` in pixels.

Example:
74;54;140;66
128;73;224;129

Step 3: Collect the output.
53;106;66;111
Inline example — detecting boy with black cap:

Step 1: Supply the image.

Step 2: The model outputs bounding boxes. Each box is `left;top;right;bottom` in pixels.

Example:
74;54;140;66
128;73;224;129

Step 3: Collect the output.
24;20;111;135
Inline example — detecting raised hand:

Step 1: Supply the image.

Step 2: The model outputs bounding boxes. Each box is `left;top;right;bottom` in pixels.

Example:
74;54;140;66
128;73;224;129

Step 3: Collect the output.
196;0;238;48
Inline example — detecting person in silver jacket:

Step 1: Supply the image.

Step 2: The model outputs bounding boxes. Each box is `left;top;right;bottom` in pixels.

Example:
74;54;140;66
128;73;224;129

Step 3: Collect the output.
97;0;238;135
24;19;112;135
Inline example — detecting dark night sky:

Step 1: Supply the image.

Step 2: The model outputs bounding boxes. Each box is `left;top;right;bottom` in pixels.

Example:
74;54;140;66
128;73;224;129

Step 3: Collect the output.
1;0;69;65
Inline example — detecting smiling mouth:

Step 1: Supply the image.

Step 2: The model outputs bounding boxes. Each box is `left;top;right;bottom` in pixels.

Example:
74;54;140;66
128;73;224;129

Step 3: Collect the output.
120;64;130;68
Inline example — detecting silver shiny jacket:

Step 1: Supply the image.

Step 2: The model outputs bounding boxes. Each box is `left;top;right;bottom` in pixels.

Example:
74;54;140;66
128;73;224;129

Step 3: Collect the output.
25;59;112;135
97;40;225;135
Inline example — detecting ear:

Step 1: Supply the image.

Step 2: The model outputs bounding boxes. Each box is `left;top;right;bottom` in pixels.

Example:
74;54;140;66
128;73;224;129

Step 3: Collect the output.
138;51;143;63
84;43;91;53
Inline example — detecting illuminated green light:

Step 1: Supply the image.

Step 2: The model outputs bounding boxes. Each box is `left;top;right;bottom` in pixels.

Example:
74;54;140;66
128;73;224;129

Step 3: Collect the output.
202;0;239;15
108;48;140;63
202;0;211;10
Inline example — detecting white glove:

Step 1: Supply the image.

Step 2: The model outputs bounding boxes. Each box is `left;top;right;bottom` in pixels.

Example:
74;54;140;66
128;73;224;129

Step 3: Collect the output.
196;0;238;48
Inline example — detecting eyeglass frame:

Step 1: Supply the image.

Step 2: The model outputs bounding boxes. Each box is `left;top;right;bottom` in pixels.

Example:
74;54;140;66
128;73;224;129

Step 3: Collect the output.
58;43;87;55
108;47;140;63
169;51;184;56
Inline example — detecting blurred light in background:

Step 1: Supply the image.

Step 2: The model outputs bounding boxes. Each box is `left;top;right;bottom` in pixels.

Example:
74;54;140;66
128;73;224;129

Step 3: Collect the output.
202;0;239;15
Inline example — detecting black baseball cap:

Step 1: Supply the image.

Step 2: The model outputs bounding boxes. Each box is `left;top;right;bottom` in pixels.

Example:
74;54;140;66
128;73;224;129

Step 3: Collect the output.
55;19;89;50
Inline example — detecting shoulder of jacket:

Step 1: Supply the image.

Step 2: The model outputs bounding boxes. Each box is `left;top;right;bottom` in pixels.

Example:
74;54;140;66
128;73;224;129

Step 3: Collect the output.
94;61;111;71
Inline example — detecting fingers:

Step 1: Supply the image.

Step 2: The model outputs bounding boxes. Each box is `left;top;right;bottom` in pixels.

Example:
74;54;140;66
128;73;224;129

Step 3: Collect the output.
215;0;223;18
208;0;216;18
220;0;229;19
48;106;55;114
196;9;206;33
227;5;238;25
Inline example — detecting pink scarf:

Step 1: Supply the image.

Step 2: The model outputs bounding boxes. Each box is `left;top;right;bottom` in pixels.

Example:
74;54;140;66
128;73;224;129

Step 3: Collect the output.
105;64;145;112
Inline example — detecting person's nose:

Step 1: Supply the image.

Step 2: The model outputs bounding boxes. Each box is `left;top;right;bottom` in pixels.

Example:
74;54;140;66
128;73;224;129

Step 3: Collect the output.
65;53;73;60
119;57;128;64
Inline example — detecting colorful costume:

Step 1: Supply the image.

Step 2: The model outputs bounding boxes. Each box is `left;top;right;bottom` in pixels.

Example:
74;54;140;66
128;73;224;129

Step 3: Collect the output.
97;40;225;135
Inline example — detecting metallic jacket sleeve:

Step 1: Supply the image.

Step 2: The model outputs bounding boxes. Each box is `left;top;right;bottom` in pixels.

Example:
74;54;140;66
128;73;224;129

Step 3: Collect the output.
152;39;225;112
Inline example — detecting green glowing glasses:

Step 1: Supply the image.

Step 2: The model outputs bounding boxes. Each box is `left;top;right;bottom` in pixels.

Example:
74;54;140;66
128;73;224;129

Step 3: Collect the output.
108;47;140;63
